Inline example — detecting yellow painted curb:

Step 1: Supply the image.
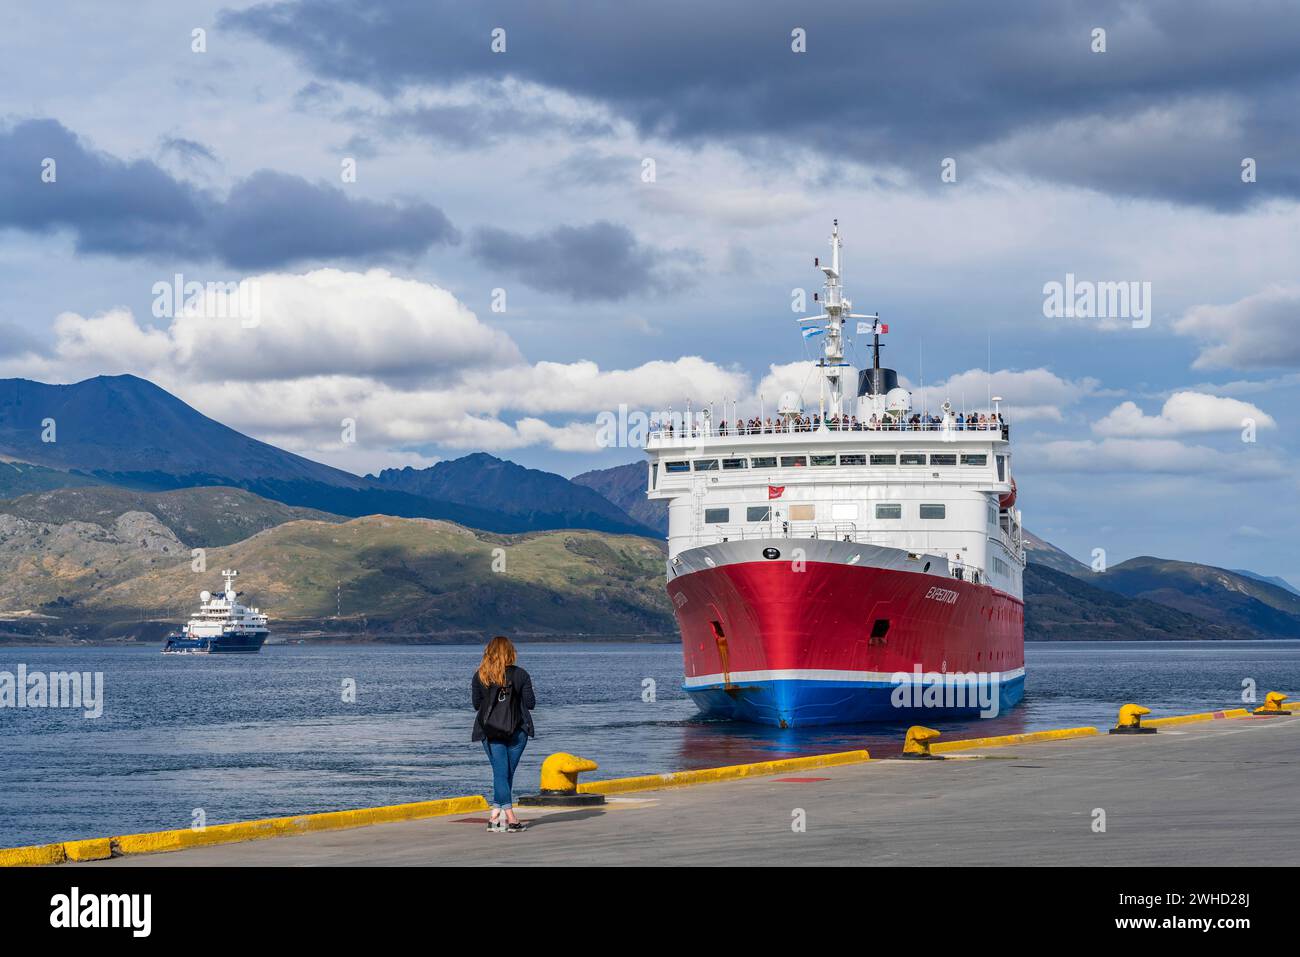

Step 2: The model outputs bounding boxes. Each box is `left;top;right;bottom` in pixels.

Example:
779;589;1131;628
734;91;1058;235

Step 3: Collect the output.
577;749;871;796
929;726;1099;754
64;838;113;862
1144;708;1250;727
0;843;67;867
1;794;488;867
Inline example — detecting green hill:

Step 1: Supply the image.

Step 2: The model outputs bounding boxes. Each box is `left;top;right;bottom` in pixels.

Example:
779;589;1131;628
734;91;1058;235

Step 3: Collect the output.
0;510;673;642
1092;556;1300;638
1024;564;1238;641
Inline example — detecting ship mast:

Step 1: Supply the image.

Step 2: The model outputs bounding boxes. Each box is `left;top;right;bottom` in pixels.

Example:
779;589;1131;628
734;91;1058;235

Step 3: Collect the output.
800;220;873;422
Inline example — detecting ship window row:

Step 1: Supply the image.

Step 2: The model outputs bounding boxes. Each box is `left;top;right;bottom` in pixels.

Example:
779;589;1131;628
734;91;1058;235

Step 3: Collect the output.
703;503;947;524
667;452;989;473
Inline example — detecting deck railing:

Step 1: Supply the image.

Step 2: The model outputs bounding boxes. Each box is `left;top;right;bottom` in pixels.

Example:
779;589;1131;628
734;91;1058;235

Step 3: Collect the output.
649;421;1009;442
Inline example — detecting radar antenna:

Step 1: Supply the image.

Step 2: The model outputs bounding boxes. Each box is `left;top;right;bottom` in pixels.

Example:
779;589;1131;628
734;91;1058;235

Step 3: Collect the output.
797;220;875;420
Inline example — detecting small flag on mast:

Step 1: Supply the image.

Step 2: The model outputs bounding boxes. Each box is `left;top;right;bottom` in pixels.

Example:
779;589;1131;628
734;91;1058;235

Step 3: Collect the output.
768;486;785;500
857;320;889;335
801;327;824;339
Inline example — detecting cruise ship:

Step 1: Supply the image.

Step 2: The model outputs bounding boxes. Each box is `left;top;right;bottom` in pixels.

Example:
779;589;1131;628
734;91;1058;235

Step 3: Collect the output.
161;569;270;654
645;222;1025;727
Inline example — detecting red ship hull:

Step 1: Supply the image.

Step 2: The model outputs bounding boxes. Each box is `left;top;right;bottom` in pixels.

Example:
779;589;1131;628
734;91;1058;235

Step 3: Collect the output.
669;556;1025;727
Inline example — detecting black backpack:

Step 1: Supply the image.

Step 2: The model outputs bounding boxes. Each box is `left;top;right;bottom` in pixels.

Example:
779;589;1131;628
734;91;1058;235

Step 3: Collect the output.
481;671;521;741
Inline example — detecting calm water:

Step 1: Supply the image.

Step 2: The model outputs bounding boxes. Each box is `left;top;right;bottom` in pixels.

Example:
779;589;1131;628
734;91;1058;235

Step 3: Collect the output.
2;641;1297;847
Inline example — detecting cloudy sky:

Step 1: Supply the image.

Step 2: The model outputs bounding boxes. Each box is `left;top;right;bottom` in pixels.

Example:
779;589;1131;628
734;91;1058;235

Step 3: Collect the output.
2;0;1298;583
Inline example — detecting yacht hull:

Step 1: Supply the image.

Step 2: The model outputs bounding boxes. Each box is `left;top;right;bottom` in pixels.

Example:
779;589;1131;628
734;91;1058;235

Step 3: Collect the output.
161;633;268;655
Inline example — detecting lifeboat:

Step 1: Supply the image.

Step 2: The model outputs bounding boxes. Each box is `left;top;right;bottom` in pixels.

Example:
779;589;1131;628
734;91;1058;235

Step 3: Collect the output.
999;477;1017;510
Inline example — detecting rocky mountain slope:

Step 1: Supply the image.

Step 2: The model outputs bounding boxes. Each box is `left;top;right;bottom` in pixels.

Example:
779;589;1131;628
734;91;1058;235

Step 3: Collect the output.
572;460;666;534
370;453;654;536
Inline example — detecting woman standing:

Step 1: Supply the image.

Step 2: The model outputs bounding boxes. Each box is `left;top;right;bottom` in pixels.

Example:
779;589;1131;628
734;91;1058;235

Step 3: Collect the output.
471;635;536;832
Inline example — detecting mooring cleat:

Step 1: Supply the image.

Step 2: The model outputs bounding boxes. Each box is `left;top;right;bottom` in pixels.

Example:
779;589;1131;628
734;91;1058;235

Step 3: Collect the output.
1109;703;1157;735
1253;692;1292;717
899;725;944;759
517;752;606;806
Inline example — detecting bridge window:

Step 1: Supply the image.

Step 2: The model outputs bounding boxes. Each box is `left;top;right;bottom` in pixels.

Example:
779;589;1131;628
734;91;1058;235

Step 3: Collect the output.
839;453;866;465
930;453;957;466
919;504;946;520
790;504;815;521
693;459;719;471
900;453;926;466
780;455;807;468
996;455;1006;481
665;461;689;473
810;454;836;467
875;503;902;519
746;506;771;522
831;502;858;521
751;456;777;468
704;508;729;524
722;458;748;470
961;453;987;466
869;453;897;466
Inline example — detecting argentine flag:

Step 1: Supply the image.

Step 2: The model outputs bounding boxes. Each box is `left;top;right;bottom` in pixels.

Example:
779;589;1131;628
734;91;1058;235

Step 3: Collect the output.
802;326;824;339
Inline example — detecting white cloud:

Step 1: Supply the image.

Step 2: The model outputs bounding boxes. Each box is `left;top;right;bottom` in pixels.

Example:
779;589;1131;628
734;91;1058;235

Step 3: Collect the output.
1022;437;1285;479
755;361;819;406
1174;285;1300;370
0;269;750;462
1093;391;1276;438
923;368;1097;421
294;445;441;477
169;269;518;382
639;185;808;228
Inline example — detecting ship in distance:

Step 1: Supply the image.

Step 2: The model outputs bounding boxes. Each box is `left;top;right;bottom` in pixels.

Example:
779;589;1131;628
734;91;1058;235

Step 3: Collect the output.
161;569;270;655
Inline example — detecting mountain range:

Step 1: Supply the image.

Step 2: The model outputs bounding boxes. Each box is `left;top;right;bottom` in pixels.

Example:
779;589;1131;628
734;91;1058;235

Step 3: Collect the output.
1;374;1297;643
0;375;652;536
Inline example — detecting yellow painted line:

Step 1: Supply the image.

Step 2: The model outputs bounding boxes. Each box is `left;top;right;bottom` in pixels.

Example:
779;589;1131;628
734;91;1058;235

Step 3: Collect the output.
0;794;488;867
577;749;871;796
929;726;1098;754
1144;708;1250;727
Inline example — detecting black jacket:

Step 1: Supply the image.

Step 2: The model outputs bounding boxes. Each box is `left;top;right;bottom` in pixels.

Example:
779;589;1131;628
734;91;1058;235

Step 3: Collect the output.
471;664;536;741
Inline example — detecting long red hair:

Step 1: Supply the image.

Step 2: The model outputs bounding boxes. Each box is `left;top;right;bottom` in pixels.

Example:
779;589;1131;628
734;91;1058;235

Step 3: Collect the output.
477;635;517;687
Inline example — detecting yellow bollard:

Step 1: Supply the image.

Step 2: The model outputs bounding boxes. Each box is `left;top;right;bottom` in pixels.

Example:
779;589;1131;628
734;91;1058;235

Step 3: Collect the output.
540;752;599;791
518;752;606;806
901;726;942;759
1253;692;1292;716
1109;703;1157;735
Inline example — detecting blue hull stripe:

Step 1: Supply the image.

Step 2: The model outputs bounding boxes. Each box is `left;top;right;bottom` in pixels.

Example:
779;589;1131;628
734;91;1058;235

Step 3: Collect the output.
686;674;1026;727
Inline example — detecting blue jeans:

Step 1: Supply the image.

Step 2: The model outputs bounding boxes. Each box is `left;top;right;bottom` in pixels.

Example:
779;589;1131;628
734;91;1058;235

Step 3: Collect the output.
482;729;528;810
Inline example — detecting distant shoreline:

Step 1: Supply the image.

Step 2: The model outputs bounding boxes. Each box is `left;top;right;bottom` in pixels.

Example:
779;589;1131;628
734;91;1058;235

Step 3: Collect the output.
0;633;682;647
1;634;1296;649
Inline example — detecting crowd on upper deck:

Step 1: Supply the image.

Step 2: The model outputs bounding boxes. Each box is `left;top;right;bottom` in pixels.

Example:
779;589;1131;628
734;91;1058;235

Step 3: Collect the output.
652;411;1005;436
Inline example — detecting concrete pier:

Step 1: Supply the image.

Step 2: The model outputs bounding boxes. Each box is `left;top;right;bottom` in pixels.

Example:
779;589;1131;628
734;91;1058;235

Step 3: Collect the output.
74;713;1300;867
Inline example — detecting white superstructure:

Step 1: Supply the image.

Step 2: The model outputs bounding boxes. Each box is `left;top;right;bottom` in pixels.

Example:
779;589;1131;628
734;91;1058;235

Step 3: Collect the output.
645;222;1025;598
182;569;270;639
